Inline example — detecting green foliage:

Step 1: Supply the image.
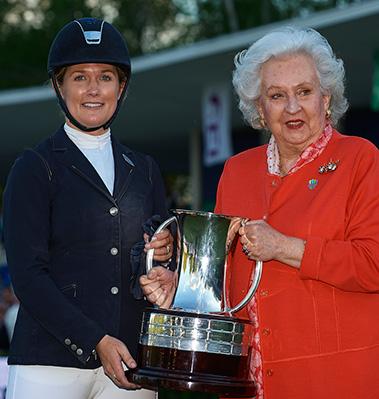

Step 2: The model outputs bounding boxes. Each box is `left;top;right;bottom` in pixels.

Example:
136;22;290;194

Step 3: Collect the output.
271;0;348;19
0;0;358;90
114;1;184;53
0;0;191;88
0;0;93;88
371;51;379;111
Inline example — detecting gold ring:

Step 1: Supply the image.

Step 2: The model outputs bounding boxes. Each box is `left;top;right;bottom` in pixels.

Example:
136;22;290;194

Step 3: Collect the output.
166;245;170;254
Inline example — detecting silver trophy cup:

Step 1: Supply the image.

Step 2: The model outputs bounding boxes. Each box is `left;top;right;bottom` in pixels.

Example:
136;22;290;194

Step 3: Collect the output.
127;210;262;397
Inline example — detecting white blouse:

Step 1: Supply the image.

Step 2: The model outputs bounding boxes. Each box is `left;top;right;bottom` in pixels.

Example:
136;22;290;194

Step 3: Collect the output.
64;123;115;195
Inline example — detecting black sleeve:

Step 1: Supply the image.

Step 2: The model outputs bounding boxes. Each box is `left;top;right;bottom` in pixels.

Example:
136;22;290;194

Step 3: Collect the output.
3;151;105;364
148;155;169;219
129;155;172;299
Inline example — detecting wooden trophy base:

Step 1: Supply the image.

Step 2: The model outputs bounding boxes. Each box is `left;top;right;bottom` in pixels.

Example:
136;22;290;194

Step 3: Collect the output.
126;344;256;397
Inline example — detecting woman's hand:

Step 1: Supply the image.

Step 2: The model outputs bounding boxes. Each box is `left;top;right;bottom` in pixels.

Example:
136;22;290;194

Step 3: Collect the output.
144;229;173;263
139;266;177;308
239;219;305;268
96;335;140;389
226;217;243;253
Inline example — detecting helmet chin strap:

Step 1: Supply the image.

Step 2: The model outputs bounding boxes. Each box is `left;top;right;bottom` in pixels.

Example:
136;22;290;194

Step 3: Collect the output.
51;76;127;133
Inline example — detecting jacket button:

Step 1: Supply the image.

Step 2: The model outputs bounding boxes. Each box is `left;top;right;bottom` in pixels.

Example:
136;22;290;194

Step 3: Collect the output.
109;207;118;216
262;328;271;336
111;287;119;295
110;247;118;256
76;348;83;356
260;289;269;297
64;338;71;345
71;344;77;351
266;369;274;377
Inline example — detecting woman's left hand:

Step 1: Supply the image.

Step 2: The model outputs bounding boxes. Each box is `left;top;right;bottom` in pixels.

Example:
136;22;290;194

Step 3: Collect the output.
144;229;173;263
239;219;305;268
96;335;140;390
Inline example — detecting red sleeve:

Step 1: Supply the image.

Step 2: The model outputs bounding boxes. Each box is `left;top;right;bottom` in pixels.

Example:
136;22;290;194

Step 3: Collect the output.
214;159;229;214
300;142;379;292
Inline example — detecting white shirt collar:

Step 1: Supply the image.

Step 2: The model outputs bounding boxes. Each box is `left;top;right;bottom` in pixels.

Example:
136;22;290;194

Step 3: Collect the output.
64;123;111;150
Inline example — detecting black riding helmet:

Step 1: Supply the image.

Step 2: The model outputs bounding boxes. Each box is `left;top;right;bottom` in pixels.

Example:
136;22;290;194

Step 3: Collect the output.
47;17;131;132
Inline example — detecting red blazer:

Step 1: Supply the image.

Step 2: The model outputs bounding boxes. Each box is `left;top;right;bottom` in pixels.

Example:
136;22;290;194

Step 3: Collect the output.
215;131;379;399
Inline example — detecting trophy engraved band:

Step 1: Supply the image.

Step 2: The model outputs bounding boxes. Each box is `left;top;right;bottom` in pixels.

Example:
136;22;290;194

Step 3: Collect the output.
127;210;262;397
141;311;250;356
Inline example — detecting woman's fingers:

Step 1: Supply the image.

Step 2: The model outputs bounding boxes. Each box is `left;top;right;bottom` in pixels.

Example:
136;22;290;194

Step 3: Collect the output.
239;219;286;262
144;229;174;261
139;268;176;308
96;335;140;390
139;278;162;294
226;217;242;252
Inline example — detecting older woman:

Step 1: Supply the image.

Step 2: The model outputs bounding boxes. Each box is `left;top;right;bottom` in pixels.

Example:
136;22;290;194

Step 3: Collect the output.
141;27;379;398
3;18;171;399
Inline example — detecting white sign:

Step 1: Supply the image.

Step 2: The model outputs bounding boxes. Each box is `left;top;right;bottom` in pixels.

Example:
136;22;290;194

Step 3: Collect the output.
202;84;233;166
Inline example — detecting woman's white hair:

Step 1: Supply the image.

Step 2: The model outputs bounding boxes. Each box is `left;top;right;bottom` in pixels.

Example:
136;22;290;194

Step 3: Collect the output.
232;26;348;129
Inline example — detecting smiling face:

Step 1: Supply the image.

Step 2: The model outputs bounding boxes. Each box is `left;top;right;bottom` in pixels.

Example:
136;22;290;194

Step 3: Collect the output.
59;63;125;136
257;53;331;157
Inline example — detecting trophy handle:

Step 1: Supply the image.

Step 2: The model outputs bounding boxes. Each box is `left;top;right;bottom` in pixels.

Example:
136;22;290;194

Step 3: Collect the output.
146;216;177;273
225;260;263;314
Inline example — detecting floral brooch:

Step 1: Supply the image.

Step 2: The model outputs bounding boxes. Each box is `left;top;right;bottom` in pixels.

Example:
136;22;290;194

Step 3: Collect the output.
318;159;339;174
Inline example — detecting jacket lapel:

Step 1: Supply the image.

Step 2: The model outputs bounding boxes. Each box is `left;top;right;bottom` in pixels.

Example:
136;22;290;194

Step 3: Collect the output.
111;136;135;201
51;127;114;202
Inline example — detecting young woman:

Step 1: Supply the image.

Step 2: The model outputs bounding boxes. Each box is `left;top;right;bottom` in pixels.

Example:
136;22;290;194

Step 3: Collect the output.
3;18;172;399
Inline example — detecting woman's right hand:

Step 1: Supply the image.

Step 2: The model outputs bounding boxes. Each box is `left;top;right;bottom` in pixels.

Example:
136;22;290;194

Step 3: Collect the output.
139;266;177;308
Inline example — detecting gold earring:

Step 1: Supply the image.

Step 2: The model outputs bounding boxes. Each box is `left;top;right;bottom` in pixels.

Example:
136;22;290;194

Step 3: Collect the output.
259;117;266;129
326;109;331;119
